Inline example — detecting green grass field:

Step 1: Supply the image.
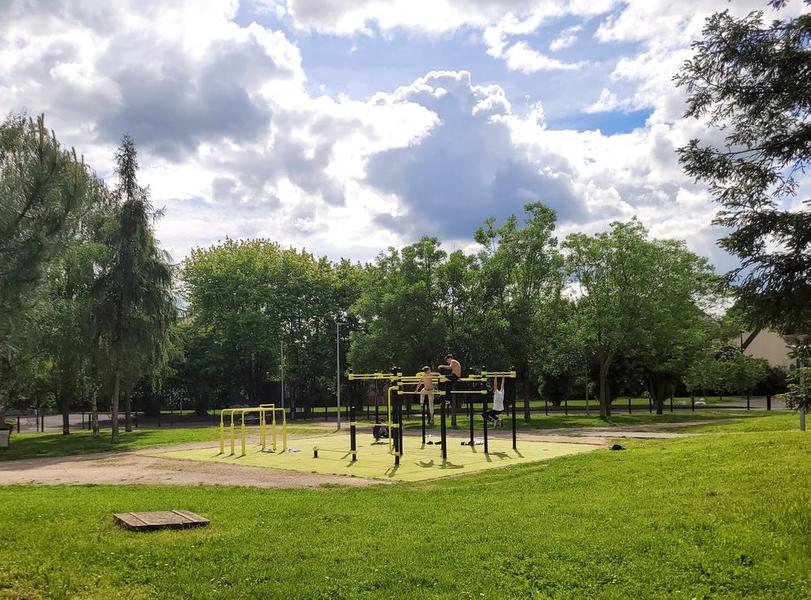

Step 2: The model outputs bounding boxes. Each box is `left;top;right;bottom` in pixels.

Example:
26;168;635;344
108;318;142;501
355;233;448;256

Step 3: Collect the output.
0;425;323;462
0;427;808;599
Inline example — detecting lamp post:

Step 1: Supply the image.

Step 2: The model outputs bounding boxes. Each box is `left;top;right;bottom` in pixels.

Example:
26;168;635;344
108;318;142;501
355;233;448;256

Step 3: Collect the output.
336;320;342;430
280;340;285;411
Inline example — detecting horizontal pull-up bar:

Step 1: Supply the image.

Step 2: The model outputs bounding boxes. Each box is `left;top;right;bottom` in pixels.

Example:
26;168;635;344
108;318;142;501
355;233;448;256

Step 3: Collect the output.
450;390;488;394
480;370;517;378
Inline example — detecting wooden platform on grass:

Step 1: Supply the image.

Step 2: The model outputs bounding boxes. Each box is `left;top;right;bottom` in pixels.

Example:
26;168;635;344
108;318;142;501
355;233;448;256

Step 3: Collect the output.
114;510;209;531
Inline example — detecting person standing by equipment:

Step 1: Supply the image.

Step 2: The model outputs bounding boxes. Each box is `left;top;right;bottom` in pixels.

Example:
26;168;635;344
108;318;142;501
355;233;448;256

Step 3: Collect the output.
416;366;439;426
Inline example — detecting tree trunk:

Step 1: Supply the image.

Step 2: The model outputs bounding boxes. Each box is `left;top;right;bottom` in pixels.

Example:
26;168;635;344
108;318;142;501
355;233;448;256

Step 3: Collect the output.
648;374;667;415
111;372;121;443
124;392;132;432
91;389;99;438
60;389;70;435
598;354;613;420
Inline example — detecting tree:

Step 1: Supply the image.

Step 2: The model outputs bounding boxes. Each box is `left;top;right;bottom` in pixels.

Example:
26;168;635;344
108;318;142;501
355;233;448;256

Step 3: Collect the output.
350;238;447;373
781;367;811;413
93;136;175;442
635;240;717;414
474;203;564;420
0;114;98;423
182;240;360;415
565;220;716;418
675;2;811;334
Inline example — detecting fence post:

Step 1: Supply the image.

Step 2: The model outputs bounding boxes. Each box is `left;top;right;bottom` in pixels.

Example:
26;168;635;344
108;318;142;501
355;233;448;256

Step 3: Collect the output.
649;397;652;414
17;416;20;433
766;395;771;411
691;392;695;412
746;395;750;411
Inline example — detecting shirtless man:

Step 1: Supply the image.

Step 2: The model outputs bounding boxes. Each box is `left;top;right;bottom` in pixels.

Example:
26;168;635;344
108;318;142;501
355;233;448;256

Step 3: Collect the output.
438;353;462;400
416;366;439;426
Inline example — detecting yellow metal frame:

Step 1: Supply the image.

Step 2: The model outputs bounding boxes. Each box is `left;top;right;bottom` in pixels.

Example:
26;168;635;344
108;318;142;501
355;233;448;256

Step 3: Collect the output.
218;405;287;457
342;370;509;461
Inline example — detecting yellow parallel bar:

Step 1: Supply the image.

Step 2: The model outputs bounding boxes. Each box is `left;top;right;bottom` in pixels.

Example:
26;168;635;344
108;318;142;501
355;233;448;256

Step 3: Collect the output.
219;411;225;454
481;371;517;378
450;390;488;395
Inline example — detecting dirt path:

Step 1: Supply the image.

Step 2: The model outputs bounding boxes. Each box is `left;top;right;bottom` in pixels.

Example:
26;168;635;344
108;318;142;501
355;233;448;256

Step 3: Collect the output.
0;448;386;489
0;422;700;489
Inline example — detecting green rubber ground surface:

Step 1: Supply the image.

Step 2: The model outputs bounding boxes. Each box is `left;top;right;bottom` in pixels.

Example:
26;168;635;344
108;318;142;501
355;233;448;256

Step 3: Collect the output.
154;433;598;482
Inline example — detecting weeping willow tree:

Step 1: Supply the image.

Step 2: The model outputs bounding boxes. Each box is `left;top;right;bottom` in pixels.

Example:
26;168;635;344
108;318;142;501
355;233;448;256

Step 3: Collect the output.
93;135;175;442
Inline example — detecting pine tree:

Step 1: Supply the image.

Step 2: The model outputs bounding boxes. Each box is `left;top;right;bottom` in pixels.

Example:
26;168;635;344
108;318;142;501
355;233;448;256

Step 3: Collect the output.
675;1;811;333
93;136;175;442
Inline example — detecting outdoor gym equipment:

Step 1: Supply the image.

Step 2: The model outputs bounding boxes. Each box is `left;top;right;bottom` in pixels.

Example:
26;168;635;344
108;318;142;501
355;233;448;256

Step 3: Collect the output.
218;404;287;457
336;367;518;466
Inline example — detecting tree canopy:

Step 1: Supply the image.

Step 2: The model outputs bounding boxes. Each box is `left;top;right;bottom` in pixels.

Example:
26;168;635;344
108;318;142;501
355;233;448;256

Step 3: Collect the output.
676;2;811;334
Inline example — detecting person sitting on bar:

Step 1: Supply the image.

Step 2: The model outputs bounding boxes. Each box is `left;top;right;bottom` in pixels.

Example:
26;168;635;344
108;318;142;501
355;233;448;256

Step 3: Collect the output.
416;366;439;426
483;376;505;426
438;353;461;404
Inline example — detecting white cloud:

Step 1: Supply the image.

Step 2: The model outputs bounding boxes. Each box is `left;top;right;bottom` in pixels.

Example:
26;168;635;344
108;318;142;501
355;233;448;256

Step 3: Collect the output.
500;41;583;73
549;24;582;51
584;88;636;114
3;0;804;272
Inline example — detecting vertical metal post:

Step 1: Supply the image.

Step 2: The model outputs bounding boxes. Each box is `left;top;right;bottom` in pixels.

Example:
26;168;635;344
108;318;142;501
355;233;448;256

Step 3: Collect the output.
691;392;695;412
585;357;590;416
468;396;474;446
747;394;750;411
483;384;489;455
564;397;568;416
628;397;632;415
336;321;341;430
510;369;517;451
649;397;652;413
798;357;806;432
544;397;548;416
440;380;448;462
398;379;404;460
393;386;401;466
421;397;426;445
349;377;357;462
766;394;771;411
670;395;674;412
280;340;285;412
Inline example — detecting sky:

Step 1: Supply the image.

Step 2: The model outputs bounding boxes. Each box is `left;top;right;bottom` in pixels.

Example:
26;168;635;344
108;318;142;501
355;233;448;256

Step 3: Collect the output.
1;0;806;271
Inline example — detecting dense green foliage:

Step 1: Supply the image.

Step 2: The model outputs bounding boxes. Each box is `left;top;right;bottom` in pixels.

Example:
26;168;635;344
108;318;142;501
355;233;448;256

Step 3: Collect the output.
0;118;173;442
180;239;362;412
676;2;811;334
0;431;807;598
0;114;107;427
564;220;718;417
93;136;175;441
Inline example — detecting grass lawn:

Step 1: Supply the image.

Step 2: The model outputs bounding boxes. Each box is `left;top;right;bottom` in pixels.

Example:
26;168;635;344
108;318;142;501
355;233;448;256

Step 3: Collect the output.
679;412;805;433
396;410;746;433
0;425;324;462
0;431;808;599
